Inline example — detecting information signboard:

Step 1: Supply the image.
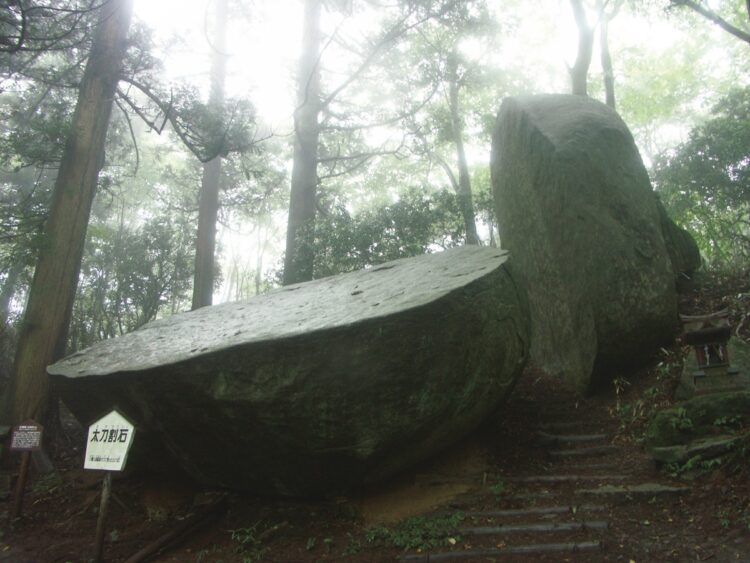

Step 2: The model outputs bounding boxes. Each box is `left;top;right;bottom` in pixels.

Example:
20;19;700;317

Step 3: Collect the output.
84;410;135;471
10;420;43;451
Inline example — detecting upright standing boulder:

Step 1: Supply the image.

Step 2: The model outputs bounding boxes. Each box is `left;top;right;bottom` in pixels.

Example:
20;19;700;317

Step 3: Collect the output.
49;246;530;496
656;197;702;279
491;94;679;392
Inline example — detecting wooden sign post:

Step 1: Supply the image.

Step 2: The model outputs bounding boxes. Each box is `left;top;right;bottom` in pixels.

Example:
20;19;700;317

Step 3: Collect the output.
85;410;135;563
10;420;43;519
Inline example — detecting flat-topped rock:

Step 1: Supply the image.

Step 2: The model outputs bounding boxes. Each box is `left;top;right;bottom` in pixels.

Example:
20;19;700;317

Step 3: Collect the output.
49;246;530;496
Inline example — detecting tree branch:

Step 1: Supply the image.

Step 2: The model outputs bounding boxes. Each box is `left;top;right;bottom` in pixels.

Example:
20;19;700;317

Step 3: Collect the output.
114;95;140;176
0;0;104;54
317;141;407;181
432;153;459;192
320;4;446;109
671;0;750;45
117;79;217;163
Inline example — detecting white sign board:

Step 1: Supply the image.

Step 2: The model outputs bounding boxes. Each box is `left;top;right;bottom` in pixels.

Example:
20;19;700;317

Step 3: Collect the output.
84;410;135;471
10;420;43;451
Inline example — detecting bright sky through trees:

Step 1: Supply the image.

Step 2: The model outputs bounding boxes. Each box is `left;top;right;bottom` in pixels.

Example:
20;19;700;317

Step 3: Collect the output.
134;0;302;127
131;1;741;149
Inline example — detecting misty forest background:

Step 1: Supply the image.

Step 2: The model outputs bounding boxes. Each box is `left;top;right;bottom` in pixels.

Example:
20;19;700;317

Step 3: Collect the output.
0;0;749;425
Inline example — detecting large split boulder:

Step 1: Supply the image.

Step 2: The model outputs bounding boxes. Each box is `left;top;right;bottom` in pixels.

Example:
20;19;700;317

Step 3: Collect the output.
656;197;701;279
49;246;530;496
491;94;685;392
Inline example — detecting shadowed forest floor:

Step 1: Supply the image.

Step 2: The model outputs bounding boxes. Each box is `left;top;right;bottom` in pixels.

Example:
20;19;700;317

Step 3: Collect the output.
1;271;749;562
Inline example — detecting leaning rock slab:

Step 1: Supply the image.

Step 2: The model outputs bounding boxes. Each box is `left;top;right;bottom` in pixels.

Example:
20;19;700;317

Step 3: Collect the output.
49;246;530;496
491;94;679;392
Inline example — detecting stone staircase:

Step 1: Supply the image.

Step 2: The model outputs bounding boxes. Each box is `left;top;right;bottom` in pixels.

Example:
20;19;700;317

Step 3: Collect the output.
398;414;689;561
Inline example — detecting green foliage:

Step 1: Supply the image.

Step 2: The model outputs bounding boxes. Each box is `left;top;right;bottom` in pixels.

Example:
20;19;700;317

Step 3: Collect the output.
365;512;465;551
488;477;506;498
31;472;63;497
0;0;95;67
312;188;464;278
613;376;632;411
0;83;76;169
613;398;647;433
713;415;744;432
0;167;53;267
610;356;682;438
163;85;260;163
665;453;723;477
669;407;694;432
227;523;266;561
716;505;750;533
645;391;750;447
653;87;750;269
343;533;363;555
68;216;195;352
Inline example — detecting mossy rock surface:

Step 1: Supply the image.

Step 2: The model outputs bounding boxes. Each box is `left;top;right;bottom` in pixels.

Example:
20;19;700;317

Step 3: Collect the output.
492;94;682;392
655;196;701;277
49;246;531;496
645;391;750;447
730;337;750;374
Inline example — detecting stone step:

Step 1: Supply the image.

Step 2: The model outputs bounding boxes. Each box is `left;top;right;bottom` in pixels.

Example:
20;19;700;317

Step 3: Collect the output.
511;490;558;501
400;541;601;561
465;504;606;518
538;421;596;432
550;445;619;457
460;520;609;535
577;482;690;498
650;434;744;465
508;474;627;483
536;431;608;445
569;462;619;470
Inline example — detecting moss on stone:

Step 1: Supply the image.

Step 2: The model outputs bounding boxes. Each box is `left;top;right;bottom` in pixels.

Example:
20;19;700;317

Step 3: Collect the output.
645;391;750;447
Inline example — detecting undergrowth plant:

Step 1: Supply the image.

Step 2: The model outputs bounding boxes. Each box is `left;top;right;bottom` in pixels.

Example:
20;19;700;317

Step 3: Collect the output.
666;454;723;477
365;512;465;551
714;415;744;432
489;478;506;499
227;520;281;562
669;407;694;431
610;352;683;440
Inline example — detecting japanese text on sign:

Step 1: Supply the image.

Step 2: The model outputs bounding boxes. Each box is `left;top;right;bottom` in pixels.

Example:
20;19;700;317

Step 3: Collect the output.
84;410;135;471
10;421;43;451
90;428;130;444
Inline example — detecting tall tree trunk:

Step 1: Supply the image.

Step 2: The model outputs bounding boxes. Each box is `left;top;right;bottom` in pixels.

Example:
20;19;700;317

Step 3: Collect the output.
600;16;615;107
283;0;322;285
192;0;229;309
255;223;265;296
599;0;621;109
569;0;595;96
446;51;480;246
7;0;133;424
0;262;23;328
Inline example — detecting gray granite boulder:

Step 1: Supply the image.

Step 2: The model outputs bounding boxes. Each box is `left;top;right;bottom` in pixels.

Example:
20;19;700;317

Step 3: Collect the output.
49;246;530;496
656;197;701;278
491;94;680;392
